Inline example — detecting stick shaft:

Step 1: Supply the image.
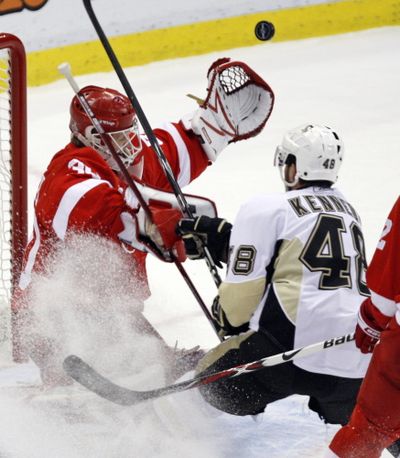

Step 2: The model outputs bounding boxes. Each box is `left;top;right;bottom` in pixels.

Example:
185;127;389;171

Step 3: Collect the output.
59;61;222;341
63;332;356;406
82;0;222;289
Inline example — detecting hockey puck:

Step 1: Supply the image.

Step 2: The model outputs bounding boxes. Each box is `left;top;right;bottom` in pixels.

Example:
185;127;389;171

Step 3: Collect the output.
255;21;275;41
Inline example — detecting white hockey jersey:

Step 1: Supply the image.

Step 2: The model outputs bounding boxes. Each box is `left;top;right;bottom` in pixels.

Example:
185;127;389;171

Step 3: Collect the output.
219;186;371;378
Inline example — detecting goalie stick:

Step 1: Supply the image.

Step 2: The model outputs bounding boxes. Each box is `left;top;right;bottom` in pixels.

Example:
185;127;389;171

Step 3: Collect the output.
82;0;222;292
63;332;355;406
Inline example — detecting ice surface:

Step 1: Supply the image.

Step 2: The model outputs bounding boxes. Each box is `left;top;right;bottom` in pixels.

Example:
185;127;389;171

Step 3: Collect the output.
1;26;398;457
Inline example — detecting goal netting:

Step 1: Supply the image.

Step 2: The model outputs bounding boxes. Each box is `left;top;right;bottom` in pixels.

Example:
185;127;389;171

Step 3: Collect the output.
0;33;28;364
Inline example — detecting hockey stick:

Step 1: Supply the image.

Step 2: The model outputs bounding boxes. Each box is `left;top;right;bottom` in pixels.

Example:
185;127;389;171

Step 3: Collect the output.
58;63;178;351
63;332;355;406
82;0;222;290
58;63;221;341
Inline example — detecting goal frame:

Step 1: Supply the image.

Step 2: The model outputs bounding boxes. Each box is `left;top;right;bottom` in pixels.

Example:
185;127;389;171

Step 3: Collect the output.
0;33;28;362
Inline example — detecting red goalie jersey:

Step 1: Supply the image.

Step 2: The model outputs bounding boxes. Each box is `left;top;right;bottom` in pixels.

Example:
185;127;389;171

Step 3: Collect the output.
17;122;209;301
328;196;400;458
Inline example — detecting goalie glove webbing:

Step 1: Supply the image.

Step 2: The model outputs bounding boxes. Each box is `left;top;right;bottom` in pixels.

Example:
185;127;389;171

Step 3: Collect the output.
191;57;275;161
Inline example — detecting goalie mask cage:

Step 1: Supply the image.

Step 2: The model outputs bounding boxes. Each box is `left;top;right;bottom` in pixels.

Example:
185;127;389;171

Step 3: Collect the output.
0;33;28;364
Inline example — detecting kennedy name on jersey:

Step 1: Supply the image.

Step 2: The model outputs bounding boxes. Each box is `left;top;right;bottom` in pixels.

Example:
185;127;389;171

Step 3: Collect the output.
287;190;361;222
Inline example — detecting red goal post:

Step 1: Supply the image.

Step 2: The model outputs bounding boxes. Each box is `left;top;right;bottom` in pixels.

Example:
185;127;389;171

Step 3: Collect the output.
0;33;28;364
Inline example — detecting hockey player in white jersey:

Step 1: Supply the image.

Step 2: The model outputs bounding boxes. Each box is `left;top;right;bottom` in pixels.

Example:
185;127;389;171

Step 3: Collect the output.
177;123;372;424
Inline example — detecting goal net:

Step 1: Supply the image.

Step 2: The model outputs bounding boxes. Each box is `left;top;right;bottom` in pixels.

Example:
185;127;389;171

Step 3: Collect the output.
0;33;28;364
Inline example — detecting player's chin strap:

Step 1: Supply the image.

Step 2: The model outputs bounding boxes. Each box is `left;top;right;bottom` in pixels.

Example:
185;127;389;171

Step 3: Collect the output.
58;62;222;342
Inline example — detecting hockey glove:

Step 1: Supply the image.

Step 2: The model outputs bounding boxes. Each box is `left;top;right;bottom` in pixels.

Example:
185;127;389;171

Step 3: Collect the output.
355;298;391;353
211;295;249;338
187;57;274;161
176;215;232;267
136;201;186;262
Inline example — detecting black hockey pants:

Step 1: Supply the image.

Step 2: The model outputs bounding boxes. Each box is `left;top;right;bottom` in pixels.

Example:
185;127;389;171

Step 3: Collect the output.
195;330;362;425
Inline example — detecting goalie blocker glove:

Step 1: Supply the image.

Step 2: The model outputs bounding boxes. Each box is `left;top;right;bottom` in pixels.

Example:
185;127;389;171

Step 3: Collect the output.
176;215;232;267
123;187;185;262
183;57;275;161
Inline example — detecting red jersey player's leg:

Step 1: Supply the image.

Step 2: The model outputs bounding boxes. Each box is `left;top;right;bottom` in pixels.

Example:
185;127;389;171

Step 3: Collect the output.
329;317;400;458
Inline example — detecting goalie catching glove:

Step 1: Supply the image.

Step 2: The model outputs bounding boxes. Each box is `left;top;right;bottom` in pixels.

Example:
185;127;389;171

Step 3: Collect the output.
176;215;232;268
185;57;274;161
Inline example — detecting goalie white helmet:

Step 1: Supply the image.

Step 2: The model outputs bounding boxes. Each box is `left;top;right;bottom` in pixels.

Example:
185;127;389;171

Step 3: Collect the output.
274;124;344;188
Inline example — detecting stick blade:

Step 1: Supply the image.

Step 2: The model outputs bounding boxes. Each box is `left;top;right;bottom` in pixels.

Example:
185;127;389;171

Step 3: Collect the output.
63;355;141;406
